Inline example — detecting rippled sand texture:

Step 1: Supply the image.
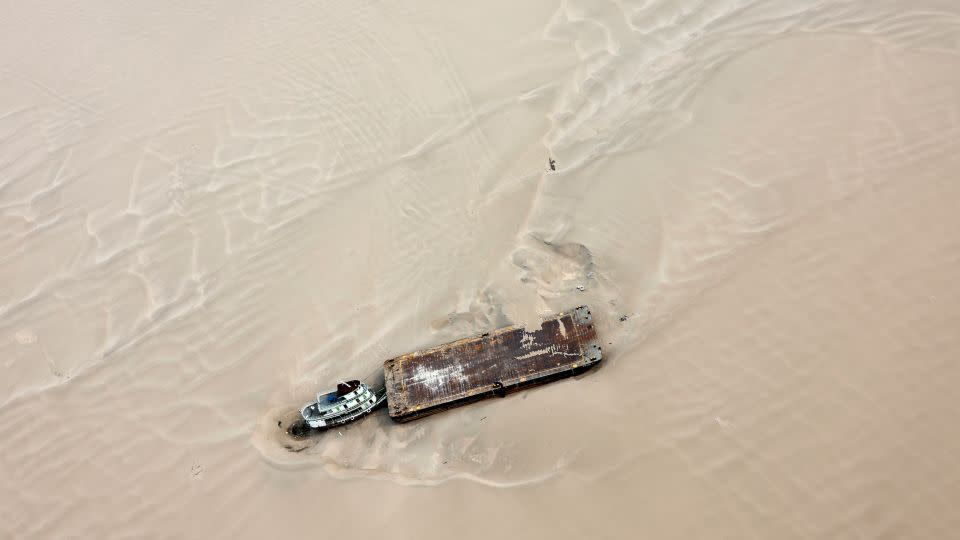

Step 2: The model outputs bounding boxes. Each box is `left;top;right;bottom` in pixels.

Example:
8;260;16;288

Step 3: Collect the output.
3;0;960;538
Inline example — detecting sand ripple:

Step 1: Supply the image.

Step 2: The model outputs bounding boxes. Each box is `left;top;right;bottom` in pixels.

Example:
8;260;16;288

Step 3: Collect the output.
3;1;960;537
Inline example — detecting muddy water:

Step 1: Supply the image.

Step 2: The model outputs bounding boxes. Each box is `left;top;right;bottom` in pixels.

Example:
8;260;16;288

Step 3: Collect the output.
3;1;960;538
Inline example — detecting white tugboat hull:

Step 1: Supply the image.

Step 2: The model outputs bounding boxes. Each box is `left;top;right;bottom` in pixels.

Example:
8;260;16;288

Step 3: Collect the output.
299;382;386;430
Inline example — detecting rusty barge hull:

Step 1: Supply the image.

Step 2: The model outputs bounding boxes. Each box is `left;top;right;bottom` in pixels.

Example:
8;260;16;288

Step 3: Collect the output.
384;306;602;422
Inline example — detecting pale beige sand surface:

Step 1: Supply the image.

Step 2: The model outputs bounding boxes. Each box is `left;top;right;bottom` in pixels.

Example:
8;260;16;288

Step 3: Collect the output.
3;1;960;538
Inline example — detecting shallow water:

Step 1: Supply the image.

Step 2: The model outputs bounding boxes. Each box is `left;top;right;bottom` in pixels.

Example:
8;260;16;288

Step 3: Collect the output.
3;1;960;538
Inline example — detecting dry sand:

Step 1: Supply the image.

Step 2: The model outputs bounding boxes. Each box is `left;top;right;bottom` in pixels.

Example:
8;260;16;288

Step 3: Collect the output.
3;1;960;538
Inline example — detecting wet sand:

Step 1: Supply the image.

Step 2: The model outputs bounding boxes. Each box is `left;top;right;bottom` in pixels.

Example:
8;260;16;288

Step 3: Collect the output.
3;1;960;538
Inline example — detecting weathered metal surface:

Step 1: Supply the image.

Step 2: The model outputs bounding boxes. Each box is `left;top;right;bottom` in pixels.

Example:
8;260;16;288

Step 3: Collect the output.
384;306;602;422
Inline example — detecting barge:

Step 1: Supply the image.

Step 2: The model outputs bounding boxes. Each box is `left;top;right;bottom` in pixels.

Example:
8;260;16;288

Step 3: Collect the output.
383;305;601;422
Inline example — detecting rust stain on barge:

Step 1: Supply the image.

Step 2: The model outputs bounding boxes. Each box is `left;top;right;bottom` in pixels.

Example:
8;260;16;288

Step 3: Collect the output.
384;306;602;422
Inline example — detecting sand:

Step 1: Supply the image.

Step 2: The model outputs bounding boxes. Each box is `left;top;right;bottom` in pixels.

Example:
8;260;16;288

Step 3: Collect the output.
3;1;960;538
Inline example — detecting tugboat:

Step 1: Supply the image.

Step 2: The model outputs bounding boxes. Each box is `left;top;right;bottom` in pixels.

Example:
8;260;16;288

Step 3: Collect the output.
299;380;385;429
